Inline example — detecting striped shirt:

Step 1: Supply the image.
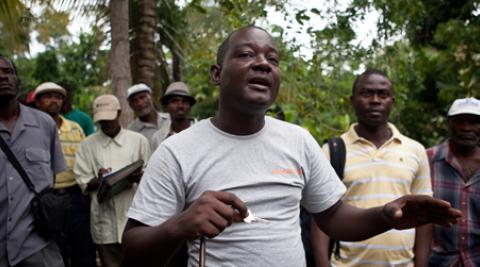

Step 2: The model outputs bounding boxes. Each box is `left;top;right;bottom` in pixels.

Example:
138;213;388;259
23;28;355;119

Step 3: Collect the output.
427;141;480;267
324;123;432;267
55;116;85;189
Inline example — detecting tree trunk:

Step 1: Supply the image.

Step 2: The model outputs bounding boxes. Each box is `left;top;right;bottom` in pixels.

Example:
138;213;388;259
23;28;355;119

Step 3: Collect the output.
109;0;132;126
172;49;181;81
136;0;156;89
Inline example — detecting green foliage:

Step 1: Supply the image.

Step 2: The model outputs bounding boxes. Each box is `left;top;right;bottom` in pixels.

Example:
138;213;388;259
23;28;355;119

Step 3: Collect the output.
74;85;110;115
33;50;61;82
56;30;109;113
58;30;109;92
293;0;480;146
0;0;32;54
6;0;480;147
34;7;70;45
14;30;109;115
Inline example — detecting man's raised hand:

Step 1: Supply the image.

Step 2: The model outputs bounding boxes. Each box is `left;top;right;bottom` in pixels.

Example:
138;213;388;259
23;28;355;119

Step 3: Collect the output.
382;195;462;229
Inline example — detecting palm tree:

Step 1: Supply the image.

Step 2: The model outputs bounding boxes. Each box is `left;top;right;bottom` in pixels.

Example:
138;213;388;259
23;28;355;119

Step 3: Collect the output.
1;0;134;126
109;0;133;126
130;0;186;103
131;0;156;89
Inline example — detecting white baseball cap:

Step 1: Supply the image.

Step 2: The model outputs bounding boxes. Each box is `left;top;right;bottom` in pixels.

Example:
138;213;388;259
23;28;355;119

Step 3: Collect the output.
127;83;151;100
448;97;480;117
34;82;66;98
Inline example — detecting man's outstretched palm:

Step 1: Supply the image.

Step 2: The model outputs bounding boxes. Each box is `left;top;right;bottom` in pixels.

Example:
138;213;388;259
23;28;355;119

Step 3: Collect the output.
383;195;462;229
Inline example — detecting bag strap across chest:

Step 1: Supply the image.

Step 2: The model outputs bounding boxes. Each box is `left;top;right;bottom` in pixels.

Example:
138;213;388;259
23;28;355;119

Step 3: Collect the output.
0;134;39;194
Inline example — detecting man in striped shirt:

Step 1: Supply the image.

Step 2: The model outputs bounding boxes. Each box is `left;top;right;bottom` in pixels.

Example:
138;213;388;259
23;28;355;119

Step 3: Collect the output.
427;97;480;267
34;82;97;267
312;69;432;267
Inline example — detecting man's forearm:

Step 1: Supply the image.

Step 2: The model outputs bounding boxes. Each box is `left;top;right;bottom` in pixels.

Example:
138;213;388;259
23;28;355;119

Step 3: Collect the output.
122;190;250;267
314;201;390;241
85;176;100;192
310;217;332;267
121;218;185;267
413;224;432;267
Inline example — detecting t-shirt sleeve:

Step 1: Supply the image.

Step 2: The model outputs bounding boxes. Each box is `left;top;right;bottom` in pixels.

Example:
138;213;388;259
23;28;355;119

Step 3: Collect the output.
128;143;186;226
73;141;96;192
411;146;433;196
300;131;346;214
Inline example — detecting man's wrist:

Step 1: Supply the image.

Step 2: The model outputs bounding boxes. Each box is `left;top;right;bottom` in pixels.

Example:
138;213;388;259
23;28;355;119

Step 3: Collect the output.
164;215;189;242
378;205;393;230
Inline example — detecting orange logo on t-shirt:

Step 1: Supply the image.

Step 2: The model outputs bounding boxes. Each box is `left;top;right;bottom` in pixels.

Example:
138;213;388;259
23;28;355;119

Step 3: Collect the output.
272;168;302;176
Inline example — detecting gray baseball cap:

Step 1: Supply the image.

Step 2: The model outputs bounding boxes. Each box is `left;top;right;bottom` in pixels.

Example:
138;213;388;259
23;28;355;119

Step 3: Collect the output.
161;81;196;105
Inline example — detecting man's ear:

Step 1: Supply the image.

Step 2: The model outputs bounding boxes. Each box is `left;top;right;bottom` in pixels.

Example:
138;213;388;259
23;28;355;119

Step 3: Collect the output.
210;64;221;85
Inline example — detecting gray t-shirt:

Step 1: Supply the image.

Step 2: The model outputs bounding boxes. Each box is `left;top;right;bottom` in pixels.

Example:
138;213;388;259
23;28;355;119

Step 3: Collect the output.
128;116;346;267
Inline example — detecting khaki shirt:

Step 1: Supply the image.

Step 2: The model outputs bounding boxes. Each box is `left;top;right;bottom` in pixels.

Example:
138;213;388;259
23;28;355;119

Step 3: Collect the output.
74;128;150;244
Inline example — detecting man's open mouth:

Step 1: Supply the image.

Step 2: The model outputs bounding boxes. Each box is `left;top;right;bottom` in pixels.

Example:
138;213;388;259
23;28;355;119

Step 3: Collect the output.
248;77;270;90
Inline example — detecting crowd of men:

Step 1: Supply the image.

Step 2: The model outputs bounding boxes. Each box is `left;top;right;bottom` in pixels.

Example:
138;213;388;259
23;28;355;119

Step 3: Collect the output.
0;25;478;267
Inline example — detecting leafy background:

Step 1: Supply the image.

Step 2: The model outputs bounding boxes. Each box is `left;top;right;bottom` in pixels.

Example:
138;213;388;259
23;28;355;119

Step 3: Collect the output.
1;0;479;146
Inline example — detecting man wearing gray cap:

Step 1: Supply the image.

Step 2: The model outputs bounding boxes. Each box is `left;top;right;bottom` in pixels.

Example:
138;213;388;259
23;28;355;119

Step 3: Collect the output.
126;84;170;146
34;82;96;267
151;82;196;150
427;97;480;267
74;94;150;267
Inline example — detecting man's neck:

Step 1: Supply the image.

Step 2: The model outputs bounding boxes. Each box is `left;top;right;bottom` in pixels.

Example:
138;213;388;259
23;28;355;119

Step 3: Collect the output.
139;110;157;125
449;140;480;158
0;98;20;133
103;128;121;139
449;141;480;181
354;122;392;148
171;117;191;133
53;114;63;128
212;107;265;135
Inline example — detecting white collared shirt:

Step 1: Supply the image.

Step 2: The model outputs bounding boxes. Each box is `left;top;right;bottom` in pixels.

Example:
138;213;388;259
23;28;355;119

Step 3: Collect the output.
74;128;151;244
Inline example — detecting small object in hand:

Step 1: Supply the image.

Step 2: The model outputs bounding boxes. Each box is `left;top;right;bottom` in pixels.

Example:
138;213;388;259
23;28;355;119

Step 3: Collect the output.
243;209;270;224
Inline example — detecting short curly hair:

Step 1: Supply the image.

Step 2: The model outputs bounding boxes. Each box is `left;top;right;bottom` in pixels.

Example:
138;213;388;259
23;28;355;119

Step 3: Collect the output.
352;69;392;95
216;25;270;66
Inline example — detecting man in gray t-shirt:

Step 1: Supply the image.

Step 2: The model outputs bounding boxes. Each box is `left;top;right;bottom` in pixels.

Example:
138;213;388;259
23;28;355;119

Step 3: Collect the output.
122;26;462;267
0;55;66;267
129;116;345;266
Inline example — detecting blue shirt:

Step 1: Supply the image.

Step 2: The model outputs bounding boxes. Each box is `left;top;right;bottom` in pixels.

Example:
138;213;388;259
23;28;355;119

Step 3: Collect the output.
0;104;66;266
